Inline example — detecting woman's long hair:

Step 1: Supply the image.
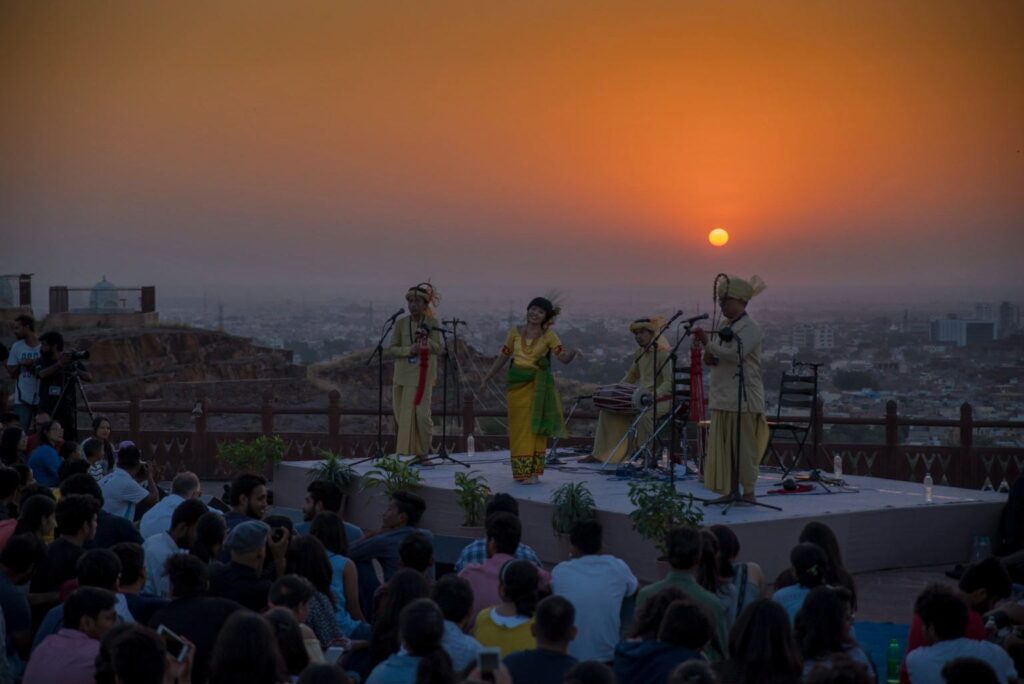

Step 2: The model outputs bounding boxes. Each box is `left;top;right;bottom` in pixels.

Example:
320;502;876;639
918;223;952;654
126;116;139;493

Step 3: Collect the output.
631;586;687;640
791;543;828;590
264;607;311;677
369;569;430;667
190;512;226;564
400;599;454;684
309;511;349;557
287;535;337;608
208;610;288;684
499;559;540;618
799;521;857;608
729;599;803;684
91;416;115;472
710;524;741;579
795;586;852;662
697;529;723;594
37;421;58;447
14;494;56;537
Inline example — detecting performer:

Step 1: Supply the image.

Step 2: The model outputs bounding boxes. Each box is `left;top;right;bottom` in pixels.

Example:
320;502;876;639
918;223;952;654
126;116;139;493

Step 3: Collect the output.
386;283;442;459
693;275;768;501
480;297;580;484
585;317;674;464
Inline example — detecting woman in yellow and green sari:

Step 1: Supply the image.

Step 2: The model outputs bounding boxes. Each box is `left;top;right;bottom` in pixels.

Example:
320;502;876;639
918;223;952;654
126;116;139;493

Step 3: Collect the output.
480;297;581;483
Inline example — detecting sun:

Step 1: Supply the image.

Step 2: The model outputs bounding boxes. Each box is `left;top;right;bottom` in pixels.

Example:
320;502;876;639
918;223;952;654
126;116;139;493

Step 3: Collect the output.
708;227;729;247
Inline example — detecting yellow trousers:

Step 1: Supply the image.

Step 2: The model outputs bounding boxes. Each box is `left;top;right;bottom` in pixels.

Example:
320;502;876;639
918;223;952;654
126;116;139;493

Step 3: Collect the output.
507;381;545;480
392;384;433;456
705;410;768;495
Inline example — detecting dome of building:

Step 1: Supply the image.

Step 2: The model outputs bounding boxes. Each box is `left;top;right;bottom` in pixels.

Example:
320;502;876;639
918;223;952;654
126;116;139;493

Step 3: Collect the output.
89;276;119;310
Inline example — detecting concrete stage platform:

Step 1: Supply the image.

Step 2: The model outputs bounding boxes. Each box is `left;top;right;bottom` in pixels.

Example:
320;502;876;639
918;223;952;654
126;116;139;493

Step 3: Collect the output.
273;451;1004;583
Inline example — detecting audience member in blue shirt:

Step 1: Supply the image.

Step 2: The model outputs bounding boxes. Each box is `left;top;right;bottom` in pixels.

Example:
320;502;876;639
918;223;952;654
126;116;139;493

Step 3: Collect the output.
366;598;451;684
296;480;363;545
772;542;829;622
28;420;63;488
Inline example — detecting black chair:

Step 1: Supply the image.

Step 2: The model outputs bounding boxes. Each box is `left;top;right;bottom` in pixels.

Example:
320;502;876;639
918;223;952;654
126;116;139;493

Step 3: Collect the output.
763;363;822;478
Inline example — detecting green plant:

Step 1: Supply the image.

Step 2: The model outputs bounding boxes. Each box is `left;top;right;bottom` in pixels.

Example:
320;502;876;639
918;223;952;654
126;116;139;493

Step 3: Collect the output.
217;435;287;473
454;471;491;527
627;479;704;557
550;482;596;535
308;450;357;488
362;455;423;497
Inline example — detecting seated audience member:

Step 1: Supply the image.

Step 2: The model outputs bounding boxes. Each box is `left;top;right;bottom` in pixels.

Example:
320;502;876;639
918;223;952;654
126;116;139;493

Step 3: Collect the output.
144;498;209;597
190;510;227;563
27;420;62;487
670;660;719;684
139;471;202;539
299;479;363;543
298;664;353;684
772;542;829;622
615;599;710;684
710;524;764;623
460;512;551;619
269;574;327;663
454;493;543;572
13;491;56;541
431;575;483;672
366;598;453;684
59;440;82;464
372;530;436;617
288;535;347;648
265;607;313;678
637;525;728;660
97;623;194;684
33;548;135;649
473;559;541;657
713;598;802;684
352;569;430;680
207;610;289;684
97;443;157;520
79;437;107;482
552;519;637;662
775;521;858;609
111;542;169;625
149;554;244;684
24;587;119;684
30;493;100;594
565;661;617;684
349;490;433;613
310;511;368;636
503;595;578;684
905;584;1017;684
941;657;1001;684
0;533;46;661
58;457;90;483
0;426;27;468
60;473;143;549
796;586;874;679
223;473;269;530
208;519;288;611
627;586;687;641
698;528;738;630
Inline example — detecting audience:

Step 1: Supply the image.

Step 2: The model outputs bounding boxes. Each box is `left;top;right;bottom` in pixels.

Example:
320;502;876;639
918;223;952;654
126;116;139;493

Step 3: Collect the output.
208;519;287;611
299;479;364;544
366;598;452;684
637;525;728;660
772;542;829;622
139;471;202;539
265;606;313;678
357;568;431;678
503;595;578;684
941;657;1001;684
310;511;369;637
0;533;46;661
97;623;194;684
190;510;227;563
0;426;27;467
431;574;483;672
79;437;107;482
776;521;858;609
97;443;158;520
552;518;637;662
60;472;143;549
473;558;541;657
30;493;100;594
144;497;209;597
111;541;169;624
13;491;56;539
710;523;764;626
269;574;327;663
565;660;617;684
224;473;270;530
795;586;874;679
288;534;348;648
670;660;719;684
207;609;289;684
23;586;118;684
454;493;544;572
714;598;802;684
28;419;63;487
615;599;711;684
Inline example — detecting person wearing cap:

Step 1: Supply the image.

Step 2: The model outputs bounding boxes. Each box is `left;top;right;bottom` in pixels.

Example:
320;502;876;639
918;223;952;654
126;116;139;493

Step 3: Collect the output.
693;275;768;501
479;297;581;484
207;519;288;611
385;282;443;460
584;316;674;464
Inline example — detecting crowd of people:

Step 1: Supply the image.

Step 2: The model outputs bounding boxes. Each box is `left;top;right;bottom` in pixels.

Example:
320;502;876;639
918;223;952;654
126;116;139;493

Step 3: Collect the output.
0;391;1022;682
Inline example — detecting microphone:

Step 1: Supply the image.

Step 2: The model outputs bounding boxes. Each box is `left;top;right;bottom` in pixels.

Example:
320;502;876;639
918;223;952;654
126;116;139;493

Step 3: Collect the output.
682;313;710;326
666;310;684;324
386;308;404;323
442;319;468;327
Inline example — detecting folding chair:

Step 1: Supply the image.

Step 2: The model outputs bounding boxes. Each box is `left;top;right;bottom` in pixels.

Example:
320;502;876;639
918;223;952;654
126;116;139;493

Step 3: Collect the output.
763;363;821;478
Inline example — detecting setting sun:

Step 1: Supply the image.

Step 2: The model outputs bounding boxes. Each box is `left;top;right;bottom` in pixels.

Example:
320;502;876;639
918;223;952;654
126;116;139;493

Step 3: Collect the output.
708;228;729;247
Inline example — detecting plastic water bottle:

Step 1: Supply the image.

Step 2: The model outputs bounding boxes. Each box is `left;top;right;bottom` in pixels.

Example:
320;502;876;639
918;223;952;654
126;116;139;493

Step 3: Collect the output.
924;473;933;503
833;454;843;479
466;434;475;457
886;638;901;683
660;447;670;469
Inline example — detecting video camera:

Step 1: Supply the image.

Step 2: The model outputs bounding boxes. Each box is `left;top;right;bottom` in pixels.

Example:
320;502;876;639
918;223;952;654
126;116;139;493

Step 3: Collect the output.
68;350;90;362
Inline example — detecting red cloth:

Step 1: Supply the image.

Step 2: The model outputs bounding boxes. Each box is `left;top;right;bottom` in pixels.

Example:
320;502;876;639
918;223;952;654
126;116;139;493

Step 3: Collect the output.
413;339;430;406
899;609;986;684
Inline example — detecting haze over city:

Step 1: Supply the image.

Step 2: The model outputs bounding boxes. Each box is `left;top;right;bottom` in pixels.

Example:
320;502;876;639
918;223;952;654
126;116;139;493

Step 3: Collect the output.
2;1;1022;305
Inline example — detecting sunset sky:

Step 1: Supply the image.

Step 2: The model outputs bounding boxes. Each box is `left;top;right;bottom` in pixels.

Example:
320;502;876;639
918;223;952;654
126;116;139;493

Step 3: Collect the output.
1;1;1022;306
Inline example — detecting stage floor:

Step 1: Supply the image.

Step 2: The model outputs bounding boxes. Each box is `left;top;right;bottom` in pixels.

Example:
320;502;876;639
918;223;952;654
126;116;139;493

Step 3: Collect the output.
274;450;1004;582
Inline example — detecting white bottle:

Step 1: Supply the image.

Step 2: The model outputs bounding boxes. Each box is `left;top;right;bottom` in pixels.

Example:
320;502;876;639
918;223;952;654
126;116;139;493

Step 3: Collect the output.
660;447;670;469
924;473;933;503
833;454;843;479
466;434;475;457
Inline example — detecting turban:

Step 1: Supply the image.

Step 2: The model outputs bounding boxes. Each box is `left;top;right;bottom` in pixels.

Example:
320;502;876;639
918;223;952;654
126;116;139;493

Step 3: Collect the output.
716;275;767;302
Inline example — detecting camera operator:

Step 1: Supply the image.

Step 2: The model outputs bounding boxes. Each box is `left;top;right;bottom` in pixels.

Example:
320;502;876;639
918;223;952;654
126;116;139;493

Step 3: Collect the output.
37;331;91;442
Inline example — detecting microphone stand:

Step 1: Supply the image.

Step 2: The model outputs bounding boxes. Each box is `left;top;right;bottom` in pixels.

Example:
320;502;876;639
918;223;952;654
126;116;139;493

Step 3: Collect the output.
443;318;467;434
353;313;400;465
419;326;469;468
647;312;683;468
705;331;781;514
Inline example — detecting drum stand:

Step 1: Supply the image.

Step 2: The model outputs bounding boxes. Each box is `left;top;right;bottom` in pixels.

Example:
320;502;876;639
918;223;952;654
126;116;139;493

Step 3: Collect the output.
546;394;591;465
598;405;653;472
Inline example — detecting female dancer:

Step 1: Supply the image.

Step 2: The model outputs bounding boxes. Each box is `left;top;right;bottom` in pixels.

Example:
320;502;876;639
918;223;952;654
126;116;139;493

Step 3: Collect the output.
386;283;442;459
481;297;580;483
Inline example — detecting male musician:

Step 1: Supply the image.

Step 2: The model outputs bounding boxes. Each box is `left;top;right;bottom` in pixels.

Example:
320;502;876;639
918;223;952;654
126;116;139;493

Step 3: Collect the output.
584;317;674;464
386;283;442;459
693;276;768;501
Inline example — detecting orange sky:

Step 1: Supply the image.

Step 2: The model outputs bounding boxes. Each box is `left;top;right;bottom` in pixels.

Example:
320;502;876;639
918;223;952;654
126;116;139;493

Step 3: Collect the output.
1;1;1022;302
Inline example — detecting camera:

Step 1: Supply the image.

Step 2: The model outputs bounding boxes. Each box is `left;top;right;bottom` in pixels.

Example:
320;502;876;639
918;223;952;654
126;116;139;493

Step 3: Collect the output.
69;350;90;361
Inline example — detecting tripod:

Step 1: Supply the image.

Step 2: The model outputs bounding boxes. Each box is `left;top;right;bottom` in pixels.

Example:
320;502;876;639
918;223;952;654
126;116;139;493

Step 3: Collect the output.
704;331;781;514
419;325;469;468
353;310;402;466
53;369;95;443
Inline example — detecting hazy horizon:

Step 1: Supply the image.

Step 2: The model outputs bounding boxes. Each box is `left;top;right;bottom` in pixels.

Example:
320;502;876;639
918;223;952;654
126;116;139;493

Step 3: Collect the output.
2;1;1022;307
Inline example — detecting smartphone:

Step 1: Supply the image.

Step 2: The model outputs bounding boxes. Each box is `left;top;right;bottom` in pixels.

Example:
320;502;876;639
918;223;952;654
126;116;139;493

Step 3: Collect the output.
477;647;501;680
157;624;189;662
323;645;346;664
271;527;286;543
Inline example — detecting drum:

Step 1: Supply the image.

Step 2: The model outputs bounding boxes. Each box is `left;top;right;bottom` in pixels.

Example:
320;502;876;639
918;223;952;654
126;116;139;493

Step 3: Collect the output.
593;383;651;413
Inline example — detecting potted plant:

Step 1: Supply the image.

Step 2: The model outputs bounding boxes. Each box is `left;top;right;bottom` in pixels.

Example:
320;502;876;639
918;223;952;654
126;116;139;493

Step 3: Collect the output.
308;450;357;489
361;455;423;497
550;482;596;536
217;435;287;476
454;471;491;528
627;479;704;559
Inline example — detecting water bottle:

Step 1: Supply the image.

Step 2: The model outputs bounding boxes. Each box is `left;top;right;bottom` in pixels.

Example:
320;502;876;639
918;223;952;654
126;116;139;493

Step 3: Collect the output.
833;454;843;479
924;473;933;503
885;638;900;684
660;447;670;469
466;434;475;457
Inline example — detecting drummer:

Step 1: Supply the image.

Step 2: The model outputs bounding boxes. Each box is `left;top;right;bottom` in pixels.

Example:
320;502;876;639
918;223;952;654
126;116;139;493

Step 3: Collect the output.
583;316;675;464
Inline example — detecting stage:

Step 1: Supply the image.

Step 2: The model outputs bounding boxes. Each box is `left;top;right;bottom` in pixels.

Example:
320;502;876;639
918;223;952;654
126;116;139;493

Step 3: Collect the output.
273;451;1004;583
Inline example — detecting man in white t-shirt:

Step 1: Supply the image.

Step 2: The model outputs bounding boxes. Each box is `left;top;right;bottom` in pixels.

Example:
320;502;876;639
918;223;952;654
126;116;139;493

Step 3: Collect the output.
551;519;638;662
5;315;41;429
140;472;202;539
905;584;1018;684
98;444;158;521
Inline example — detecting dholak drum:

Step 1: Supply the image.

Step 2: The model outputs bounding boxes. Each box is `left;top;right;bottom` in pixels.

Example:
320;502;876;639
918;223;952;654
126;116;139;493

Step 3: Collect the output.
593;383;652;413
